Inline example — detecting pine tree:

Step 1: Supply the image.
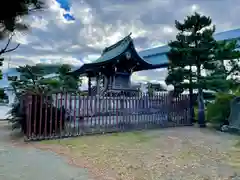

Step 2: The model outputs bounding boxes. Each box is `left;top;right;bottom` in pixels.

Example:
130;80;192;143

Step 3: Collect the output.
0;0;44;80
0;0;44;54
166;13;220;127
166;13;240;127
58;64;82;91
0;0;44;40
206;40;240;92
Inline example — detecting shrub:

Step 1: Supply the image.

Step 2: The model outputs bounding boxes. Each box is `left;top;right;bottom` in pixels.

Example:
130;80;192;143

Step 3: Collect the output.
8;100;25;130
206;92;235;125
193;106;198;123
8;94;67;136
194;105;208;123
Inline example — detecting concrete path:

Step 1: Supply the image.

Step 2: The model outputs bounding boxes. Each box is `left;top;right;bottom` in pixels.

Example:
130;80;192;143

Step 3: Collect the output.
0;122;92;180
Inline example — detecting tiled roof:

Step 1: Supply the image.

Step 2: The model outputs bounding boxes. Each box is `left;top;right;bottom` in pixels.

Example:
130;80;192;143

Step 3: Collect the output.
90;34;132;64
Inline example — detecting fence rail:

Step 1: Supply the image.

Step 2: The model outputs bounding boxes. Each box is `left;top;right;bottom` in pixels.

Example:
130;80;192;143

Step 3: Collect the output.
23;92;192;141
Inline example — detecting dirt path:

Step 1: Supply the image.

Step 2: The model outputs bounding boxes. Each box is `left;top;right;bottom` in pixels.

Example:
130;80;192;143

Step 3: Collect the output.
0;122;93;180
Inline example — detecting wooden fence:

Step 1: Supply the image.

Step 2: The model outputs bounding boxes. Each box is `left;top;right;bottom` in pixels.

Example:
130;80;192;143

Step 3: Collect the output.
23;92;192;141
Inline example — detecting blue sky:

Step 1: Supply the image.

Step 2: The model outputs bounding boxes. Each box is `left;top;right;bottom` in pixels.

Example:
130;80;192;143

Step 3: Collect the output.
56;0;75;21
1;0;240;89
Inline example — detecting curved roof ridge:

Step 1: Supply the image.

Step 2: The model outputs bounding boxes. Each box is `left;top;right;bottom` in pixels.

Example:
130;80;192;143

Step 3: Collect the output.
102;33;132;54
90;34;132;64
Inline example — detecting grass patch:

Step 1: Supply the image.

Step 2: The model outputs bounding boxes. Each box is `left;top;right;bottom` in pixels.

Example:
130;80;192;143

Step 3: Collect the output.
42;130;154;146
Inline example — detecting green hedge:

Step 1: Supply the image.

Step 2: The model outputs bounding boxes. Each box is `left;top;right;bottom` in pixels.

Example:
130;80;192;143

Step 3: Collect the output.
193;89;240;125
206;93;235;124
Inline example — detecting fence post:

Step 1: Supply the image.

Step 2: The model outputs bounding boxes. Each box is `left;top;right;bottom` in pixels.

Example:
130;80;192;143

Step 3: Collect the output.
26;94;33;140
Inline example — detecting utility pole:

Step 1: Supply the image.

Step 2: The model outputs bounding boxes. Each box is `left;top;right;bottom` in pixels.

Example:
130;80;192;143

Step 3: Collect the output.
4;56;11;78
8;56;10;69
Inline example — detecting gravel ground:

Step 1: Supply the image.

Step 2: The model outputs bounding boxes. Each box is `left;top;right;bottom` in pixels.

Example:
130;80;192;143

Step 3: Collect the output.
0;122;92;180
38;127;240;180
0;121;240;180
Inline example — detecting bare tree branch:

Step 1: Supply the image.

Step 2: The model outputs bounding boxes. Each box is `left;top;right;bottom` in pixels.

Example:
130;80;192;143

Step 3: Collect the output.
3;44;20;54
0;34;14;53
0;33;20;55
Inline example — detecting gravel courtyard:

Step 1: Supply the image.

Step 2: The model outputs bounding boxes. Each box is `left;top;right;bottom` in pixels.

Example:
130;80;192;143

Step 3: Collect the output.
0;121;240;180
37;127;240;180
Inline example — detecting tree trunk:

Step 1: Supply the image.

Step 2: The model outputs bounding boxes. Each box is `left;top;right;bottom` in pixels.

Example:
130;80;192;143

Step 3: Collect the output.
189;66;195;124
197;64;206;127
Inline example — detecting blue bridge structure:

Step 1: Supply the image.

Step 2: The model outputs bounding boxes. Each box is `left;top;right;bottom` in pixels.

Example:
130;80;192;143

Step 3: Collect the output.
138;28;240;68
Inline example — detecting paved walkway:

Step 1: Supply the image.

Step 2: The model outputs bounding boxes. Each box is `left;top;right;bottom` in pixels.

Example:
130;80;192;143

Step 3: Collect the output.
0;122;92;180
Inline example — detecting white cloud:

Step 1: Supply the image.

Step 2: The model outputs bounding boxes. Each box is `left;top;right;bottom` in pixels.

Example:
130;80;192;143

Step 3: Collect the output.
1;0;240;88
190;4;200;13
162;26;175;34
29;16;49;30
